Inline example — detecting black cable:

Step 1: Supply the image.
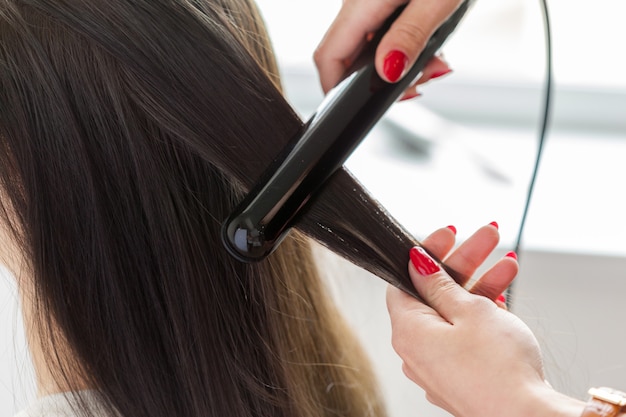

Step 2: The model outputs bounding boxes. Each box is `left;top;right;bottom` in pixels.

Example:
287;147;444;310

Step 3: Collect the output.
506;0;552;309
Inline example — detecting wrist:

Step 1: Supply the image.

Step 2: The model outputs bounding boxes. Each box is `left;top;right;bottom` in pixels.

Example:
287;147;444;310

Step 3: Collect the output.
543;391;586;417
516;383;586;417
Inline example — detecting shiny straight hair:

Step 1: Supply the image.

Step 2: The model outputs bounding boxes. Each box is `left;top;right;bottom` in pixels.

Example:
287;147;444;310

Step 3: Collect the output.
0;0;420;416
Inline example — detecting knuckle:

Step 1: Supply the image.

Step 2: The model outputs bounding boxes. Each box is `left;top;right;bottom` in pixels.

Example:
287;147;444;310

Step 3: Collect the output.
425;392;444;409
467;295;495;315
450;296;475;313
382;0;404;11
390;319;420;358
426;276;458;305
401;361;415;381
392;21;430;53
390;323;409;355
390;329;401;353
312;46;325;67
456;250;482;273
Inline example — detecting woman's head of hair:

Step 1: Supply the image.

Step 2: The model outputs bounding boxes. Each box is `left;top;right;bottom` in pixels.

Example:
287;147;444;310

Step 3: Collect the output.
0;1;386;417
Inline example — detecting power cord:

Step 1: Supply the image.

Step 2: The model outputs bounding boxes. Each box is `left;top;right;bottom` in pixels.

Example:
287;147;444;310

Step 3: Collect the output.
506;0;553;309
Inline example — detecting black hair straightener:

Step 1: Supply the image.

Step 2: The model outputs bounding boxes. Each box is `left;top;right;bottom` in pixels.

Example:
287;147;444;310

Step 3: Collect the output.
223;1;474;296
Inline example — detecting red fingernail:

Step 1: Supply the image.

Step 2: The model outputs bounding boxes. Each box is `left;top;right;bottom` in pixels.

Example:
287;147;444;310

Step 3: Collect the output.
497;294;507;303
447;225;457;234
489;221;499;230
383;50;408;83
429;68;453;80
400;91;422;101
409;247;441;276
505;251;517;260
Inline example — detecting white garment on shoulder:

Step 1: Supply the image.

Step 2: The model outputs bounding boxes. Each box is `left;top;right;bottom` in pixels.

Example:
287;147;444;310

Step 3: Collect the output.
13;391;105;417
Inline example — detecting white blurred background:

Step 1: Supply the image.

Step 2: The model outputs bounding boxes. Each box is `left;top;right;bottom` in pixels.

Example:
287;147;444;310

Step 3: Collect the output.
2;0;626;416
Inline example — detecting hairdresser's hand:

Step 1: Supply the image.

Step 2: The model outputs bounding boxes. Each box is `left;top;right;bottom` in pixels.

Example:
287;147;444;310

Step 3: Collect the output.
314;0;460;95
420;223;516;304
386;225;586;417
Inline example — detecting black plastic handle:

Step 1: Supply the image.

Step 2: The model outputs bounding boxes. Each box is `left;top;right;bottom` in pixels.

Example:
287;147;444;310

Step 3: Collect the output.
222;1;472;262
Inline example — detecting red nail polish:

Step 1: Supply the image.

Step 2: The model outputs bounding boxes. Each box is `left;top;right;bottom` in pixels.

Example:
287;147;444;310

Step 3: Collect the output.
429;68;452;80
489;221;499;230
497;294;506;303
409;247;441;276
447;225;457;234
383;50;408;83
399;91;422;102
505;251;517;260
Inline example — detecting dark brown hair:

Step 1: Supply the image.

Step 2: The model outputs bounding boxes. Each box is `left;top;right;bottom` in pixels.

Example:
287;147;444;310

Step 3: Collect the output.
0;0;421;416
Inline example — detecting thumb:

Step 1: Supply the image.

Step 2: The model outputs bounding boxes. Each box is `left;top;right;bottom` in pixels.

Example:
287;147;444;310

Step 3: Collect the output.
375;0;463;82
408;246;475;323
